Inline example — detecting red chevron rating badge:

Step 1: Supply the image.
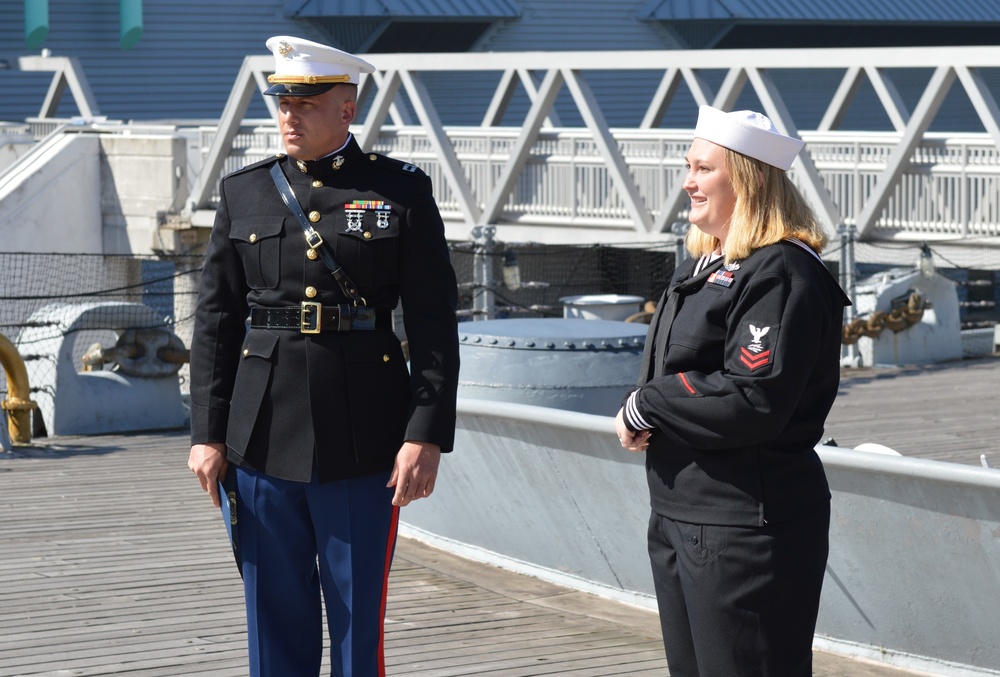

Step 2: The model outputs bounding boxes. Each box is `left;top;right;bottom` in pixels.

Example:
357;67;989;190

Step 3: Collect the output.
739;322;774;371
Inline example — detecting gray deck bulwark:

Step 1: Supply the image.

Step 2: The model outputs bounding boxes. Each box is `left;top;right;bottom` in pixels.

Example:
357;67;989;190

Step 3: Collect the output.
5;357;997;675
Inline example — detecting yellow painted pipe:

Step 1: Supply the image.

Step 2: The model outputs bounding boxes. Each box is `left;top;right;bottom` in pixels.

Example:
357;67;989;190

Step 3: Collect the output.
0;333;37;444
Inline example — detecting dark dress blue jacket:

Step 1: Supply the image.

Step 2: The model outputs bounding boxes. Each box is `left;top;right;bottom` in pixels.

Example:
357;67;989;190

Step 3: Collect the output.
625;240;850;526
189;136;459;483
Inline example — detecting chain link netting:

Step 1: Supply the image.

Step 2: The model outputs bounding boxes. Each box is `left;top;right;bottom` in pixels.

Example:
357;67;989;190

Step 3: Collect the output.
1;239;998;436
449;241;676;319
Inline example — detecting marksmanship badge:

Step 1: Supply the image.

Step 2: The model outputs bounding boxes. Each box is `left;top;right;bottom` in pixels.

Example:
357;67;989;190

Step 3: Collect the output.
344;208;364;232
344;200;392;231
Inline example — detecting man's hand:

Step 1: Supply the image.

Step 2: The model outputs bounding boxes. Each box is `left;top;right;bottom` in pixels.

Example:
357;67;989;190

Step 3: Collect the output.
188;443;228;508
615;408;651;452
387;441;441;507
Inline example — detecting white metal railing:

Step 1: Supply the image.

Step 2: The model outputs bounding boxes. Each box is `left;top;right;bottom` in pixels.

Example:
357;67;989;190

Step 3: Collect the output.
183;46;1000;244
197;124;1000;241
8;47;1000;244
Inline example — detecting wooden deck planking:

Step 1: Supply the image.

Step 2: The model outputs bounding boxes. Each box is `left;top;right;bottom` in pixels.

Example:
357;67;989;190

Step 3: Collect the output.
824;356;1000;466
4;358;998;675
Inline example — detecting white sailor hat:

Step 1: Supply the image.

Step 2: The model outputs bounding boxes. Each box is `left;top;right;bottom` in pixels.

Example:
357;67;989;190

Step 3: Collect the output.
694;105;804;171
264;36;375;97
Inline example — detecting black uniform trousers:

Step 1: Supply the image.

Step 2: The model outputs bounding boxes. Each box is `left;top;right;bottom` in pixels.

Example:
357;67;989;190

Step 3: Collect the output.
647;503;830;677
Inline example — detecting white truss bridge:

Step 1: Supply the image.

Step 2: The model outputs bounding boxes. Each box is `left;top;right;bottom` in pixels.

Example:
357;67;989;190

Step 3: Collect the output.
8;46;1000;249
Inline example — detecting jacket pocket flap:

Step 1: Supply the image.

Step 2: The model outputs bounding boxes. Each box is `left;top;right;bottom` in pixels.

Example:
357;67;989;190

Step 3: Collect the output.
230;216;285;244
242;329;279;359
340;224;399;242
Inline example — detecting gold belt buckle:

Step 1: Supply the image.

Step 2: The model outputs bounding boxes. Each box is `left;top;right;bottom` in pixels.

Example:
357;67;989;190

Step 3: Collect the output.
300;301;321;334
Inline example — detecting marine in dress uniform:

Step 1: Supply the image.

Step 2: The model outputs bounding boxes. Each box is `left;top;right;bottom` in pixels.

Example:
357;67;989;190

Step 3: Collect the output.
187;36;459;677
616;107;851;677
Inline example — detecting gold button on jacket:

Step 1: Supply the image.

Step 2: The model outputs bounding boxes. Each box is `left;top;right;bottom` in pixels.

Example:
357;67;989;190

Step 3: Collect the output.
189;137;459;484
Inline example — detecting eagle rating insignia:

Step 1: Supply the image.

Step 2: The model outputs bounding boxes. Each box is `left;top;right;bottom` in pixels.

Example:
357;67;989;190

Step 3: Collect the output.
740;323;773;371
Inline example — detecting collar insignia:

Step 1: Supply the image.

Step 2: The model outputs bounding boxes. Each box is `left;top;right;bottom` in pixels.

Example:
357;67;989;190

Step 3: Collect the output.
331;155;345;170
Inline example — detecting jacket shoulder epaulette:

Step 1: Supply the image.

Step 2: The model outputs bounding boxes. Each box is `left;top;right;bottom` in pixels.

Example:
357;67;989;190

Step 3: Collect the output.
223;154;282;181
365;153;428;179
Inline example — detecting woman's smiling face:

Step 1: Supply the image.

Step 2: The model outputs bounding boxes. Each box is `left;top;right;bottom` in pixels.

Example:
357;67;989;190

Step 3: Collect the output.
683;138;737;246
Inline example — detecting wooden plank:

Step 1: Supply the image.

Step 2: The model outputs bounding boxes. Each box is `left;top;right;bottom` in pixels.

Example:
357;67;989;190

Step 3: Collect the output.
825;356;1000;467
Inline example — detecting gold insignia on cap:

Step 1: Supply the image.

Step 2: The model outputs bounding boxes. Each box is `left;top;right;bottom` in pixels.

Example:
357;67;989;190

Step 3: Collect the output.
308;211;321;223
296;160;308;173
278;41;292;57
331;156;345;170
267;74;352;85
305;286;317;298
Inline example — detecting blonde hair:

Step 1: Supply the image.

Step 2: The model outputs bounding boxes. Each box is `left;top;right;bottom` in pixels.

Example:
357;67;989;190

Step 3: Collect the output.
685;148;827;263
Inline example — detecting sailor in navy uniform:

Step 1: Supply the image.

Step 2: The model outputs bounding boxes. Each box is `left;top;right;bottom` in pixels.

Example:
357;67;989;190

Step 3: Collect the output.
187;36;459;676
615;106;851;677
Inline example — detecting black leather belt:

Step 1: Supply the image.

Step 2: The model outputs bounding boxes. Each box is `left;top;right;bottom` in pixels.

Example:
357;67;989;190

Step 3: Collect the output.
250;303;392;333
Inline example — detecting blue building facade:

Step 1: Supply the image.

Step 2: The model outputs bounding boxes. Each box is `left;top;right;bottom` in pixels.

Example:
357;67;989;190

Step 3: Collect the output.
2;0;1000;130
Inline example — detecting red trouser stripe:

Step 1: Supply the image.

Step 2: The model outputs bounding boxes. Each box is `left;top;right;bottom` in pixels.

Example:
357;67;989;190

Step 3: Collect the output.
377;505;400;677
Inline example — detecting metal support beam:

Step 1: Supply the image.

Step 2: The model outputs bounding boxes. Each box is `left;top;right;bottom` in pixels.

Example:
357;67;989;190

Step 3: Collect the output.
187;55;267;211
398;70;482;225
17;55;99;119
562;68;652;234
866;66;910;132
481;68;564;226
855;66;957;238
640;67;681;130
819;66;864;132
642;66;715;129
357;69;403;152
747;67;842;235
161;46;1000;244
955;65;1000;152
359;70;412;126
482;69;561;128
481;68;518;127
